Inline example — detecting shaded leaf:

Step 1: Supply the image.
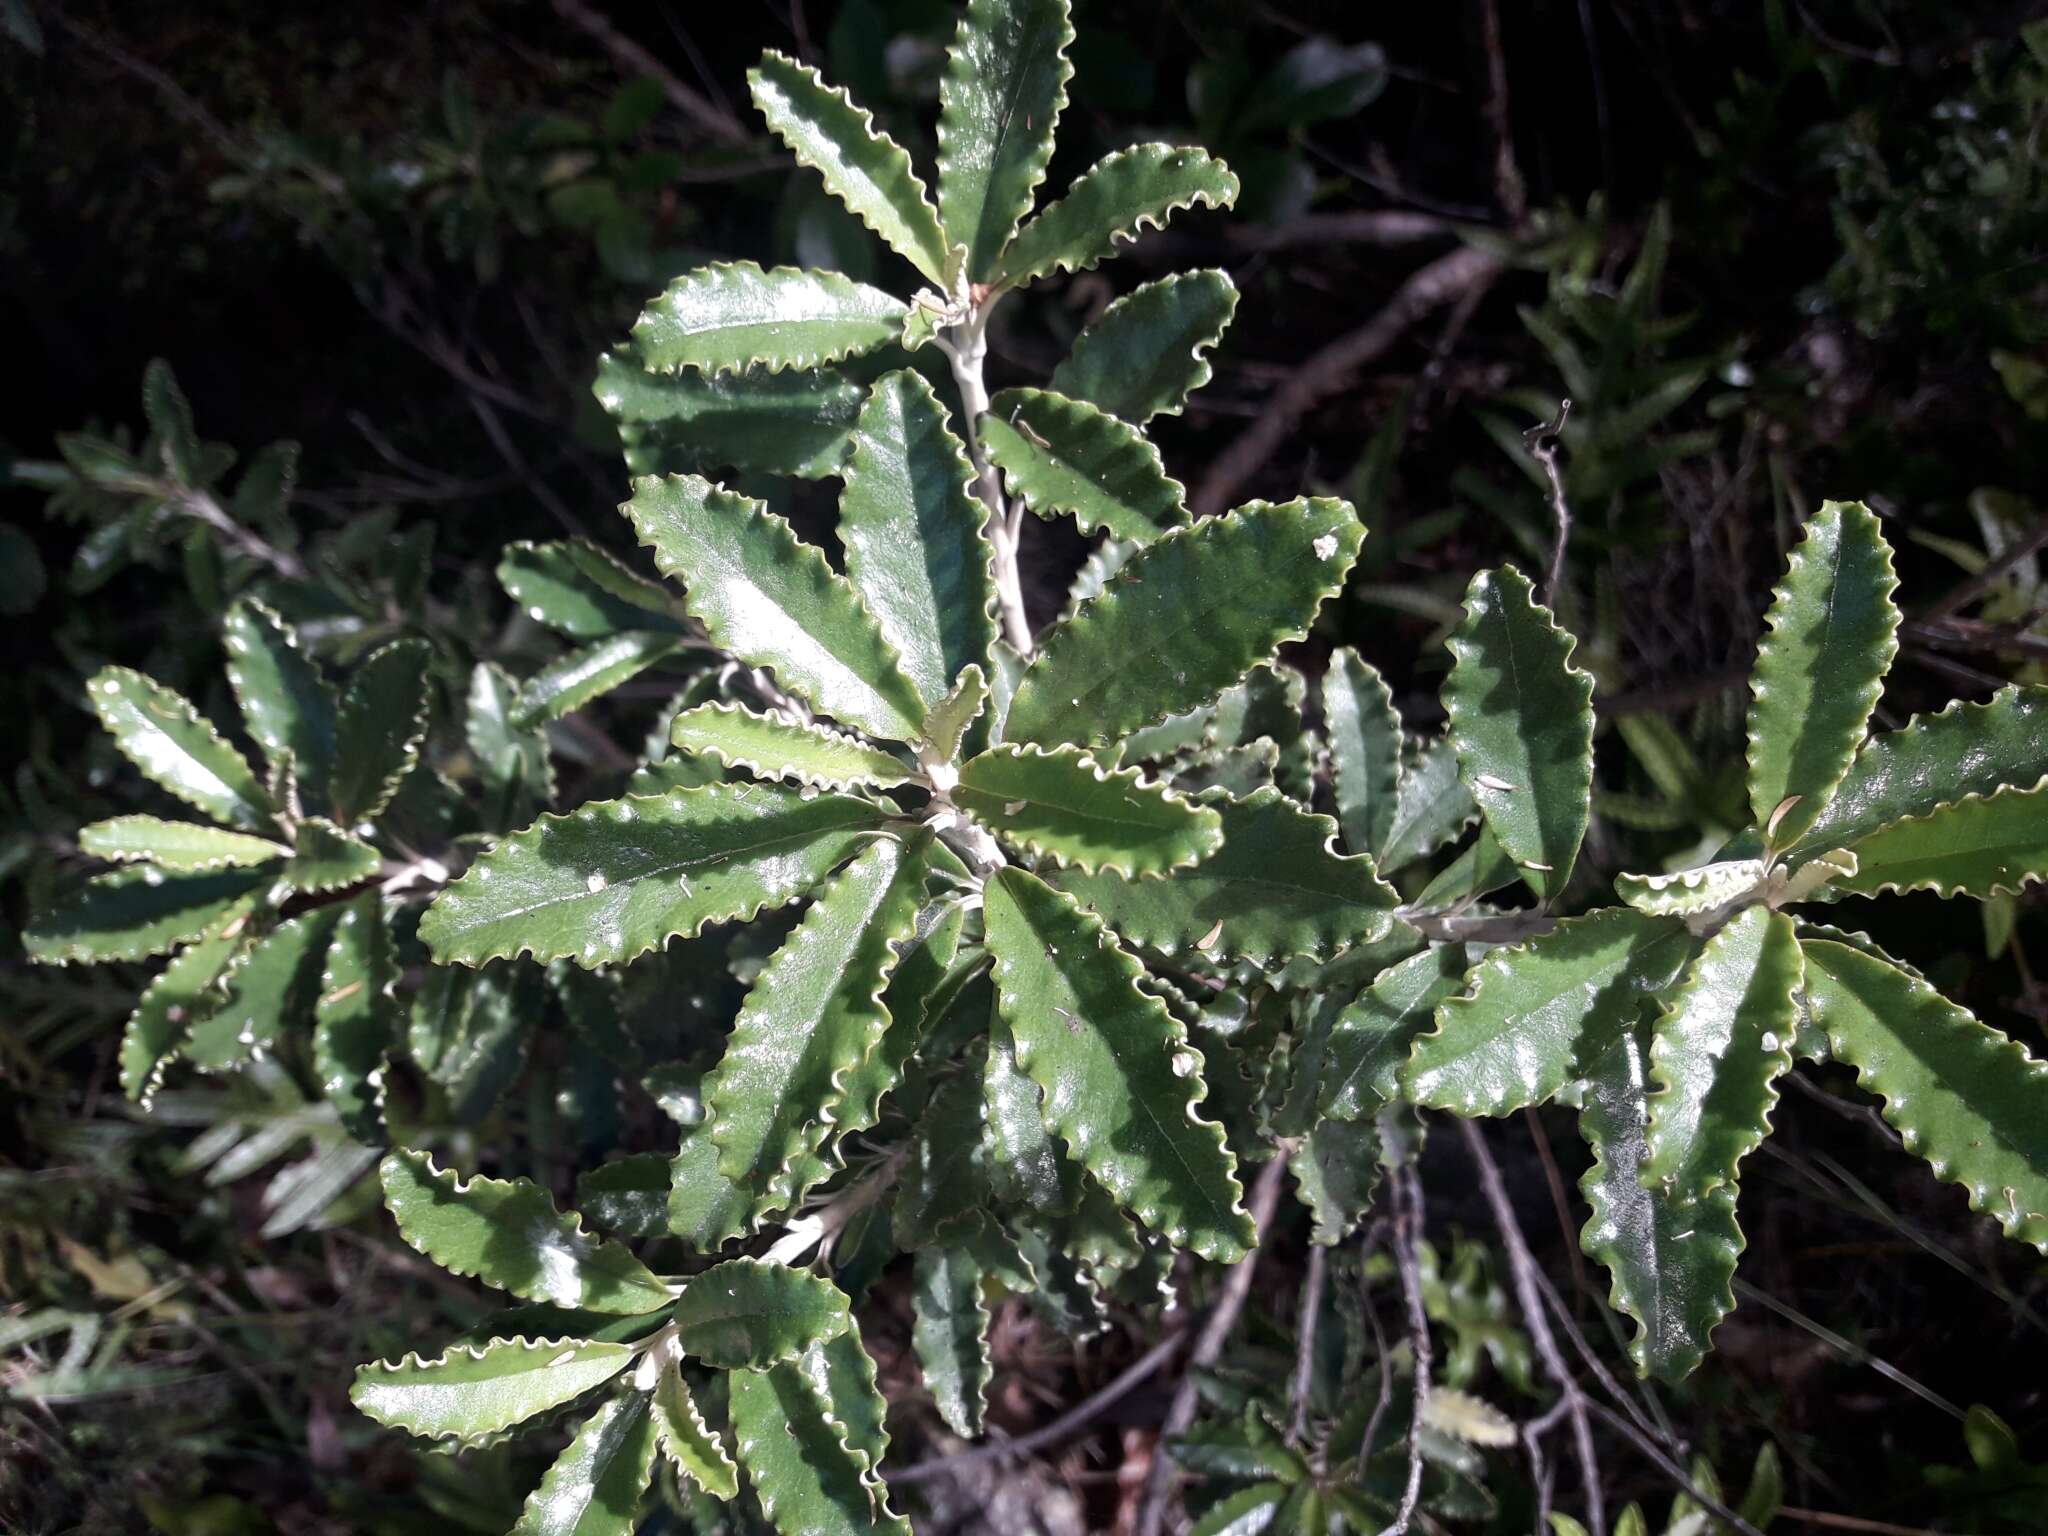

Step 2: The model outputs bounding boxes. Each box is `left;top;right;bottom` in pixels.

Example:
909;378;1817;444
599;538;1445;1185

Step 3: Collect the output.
1379;734;1478;874
912;1247;990;1437
633;262;907;378
419;783;885;968
1051;269;1237;424
1006;497;1362;748
984;1010;1081;1214
286;818;381;893
314;896;395;1140
188;904;343;1069
672;1258;853;1368
981;388;1188;544
510;1390;658;1536
625;474;924;741
729;1361;911;1536
652;1362;739;1498
999;144;1238;286
983;866;1252;1260
1322;945;1471;1122
956;742;1221;875
597;353;865;480
331;639;434;824
1324;647;1402;859
120;912;249;1103
513;632;683;727
499;538;686;641
1060;785;1397;965
26;864;276;966
1747;500;1901;849
380;1147;672;1313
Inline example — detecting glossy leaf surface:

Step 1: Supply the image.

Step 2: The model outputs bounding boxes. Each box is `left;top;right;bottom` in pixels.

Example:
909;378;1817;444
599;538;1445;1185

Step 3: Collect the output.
955;742;1221;875
1443;567;1594;901
1615;859;1766;916
419;783;885;968
380;1148;672;1313
498;538;683;639
837;370;995;709
936;0;1074;279
598;353;866;480
1059;785;1398;964
912;1246;991;1438
999;144;1238;285
1321;945;1471;1122
1803;939;2048;1251
749;51;950;283
669;702;909;790
188;904;341;1069
87;666;272;831
1406;909;1694;1115
1005;497;1362;748
1828;786;2048;899
626;474;924;741
983;866;1252;1261
981;388;1188;544
313;895;394;1140
1050;270;1237;423
730;1361;911;1536
1324;647;1402;858
26;864;275;965
671;1258;853;1368
633;263;906;378
223;598;337;803
331;639;434;823
1746;500;1900;848
510;1391;658;1536
120;915;247;1102
350;1338;633;1447
513;632;682;728
79;815;287;871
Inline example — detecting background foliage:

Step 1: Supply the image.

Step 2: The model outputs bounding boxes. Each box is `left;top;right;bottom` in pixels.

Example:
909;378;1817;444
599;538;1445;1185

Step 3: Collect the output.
3;1;2046;1533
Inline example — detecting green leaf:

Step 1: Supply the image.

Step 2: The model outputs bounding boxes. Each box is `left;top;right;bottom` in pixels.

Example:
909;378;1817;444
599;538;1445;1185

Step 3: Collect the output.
224;598;338;805
652;1363;738;1498
794;1325;894;1480
1802;939;2048;1252
833;901;971;1141
331;640;433;824
120;912;250;1103
923;663;988;764
625;474;925;741
1290;1119;1381;1246
749;51;950;284
1051;270;1238;424
513;632;683;727
912;1246;990;1437
633;263;907;378
1787;684;2048;861
980;388;1189;544
1006;497;1362;749
315;896;395;1140
704;837;925;1220
1828;786;2048;900
1406;909;1695;1116
1322;945;1472;1122
510;1390;658;1536
287;818;382;893
79;816;288;871
1324;648;1402;859
87;666;273;832
468;661;554;822
26;864;276;966
895;1048;994;1249
1615;859;1767;916
1188;1483;1292;1536
187;905;342;1069
1578;1018;1744;1381
597;353;865;481
379;1147;672;1313
1642;907;1801;1200
983;866;1252;1261
671;1258;853;1368
1443;566;1594;901
350;1337;634;1447
1059;785;1398;965
984;1010;1081;1214
729;1362;911;1536
1747;500;1901;849
670;702;910;790
936;0;1074;280
499;539;685;639
837;370;997;709
665;1131;757;1254
1379;734;1478;874
955;742;1221;875
142;357;200;483
999;144;1238;286
420;783;885;968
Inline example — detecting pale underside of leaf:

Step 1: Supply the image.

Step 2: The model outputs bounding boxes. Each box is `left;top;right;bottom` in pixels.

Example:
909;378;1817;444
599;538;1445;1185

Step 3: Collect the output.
982;866;1253;1261
1615;859;1767;916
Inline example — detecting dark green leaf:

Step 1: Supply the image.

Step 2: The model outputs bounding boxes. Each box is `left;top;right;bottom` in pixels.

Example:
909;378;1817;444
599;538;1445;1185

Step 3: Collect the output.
981;388;1189;544
331;640;433;824
498;538;685;640
633;262;907;377
671;1258;853;1368
956;742;1222;875
26;864;275;966
912;1247;990;1437
314;895;394;1140
1051;270;1237;424
1324;647;1402;859
509;1390;658;1536
224;598;338;807
350;1337;634;1447
1000;144;1237;286
729;1361;911;1536
87;666;273;832
120;912;249;1103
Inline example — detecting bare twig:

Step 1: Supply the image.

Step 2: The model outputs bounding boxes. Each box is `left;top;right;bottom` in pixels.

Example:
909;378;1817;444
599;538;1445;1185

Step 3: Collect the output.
1377;1165;1432;1536
1193;245;1504;517
1919;517;2048;621
464;392;589;538
1133;1151;1293;1536
1583;1400;1771;1536
1778;1509;1947;1536
1288;1242;1328;1449
549;0;750;144
1478;0;1528;221
1731;1279;1964;1419
173;487;309;581
1355;1221;1395;1482
1230;210;1458;253
1458;1119;1606;1536
1525;400;1575;610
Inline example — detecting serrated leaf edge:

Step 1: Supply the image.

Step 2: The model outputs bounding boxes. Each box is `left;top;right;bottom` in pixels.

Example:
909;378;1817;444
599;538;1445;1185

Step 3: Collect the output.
348;1335;633;1448
957;741;1222;878
671;700;911;790
998;143;1240;287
